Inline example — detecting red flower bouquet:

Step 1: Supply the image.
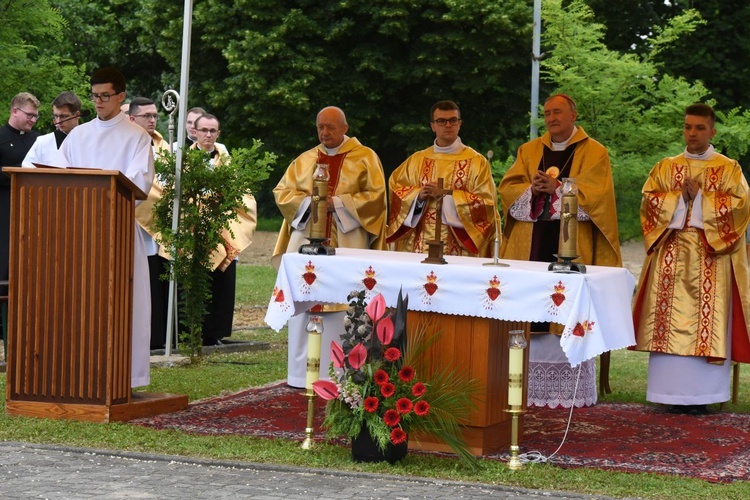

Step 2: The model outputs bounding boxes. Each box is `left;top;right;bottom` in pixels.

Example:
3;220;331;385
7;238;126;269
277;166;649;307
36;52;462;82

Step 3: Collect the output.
312;290;476;463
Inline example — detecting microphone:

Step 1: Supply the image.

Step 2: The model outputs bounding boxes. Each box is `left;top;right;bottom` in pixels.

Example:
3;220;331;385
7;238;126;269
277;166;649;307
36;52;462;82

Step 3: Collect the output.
55;109;90;125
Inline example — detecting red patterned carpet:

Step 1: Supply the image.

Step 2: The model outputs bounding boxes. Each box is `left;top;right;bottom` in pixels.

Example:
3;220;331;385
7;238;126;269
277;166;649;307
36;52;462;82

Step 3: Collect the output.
131;382;750;483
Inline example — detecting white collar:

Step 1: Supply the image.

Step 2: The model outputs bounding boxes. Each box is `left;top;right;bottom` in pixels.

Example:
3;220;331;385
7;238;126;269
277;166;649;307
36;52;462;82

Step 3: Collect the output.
433;137;464;154
550;126;578;151
684;144;715;160
324;135;349;155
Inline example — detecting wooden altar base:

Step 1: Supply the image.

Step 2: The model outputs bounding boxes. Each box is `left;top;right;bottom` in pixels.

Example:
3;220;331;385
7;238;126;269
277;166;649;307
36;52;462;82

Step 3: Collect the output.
410;417;525;456
405;311;528;456
6;392;188;423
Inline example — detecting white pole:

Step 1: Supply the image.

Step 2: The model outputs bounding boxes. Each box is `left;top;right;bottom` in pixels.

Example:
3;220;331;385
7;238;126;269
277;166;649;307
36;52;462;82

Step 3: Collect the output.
165;0;194;357
530;0;542;139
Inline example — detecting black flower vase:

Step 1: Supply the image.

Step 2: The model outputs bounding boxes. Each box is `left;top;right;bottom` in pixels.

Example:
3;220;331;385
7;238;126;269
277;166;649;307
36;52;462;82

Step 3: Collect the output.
351;425;408;464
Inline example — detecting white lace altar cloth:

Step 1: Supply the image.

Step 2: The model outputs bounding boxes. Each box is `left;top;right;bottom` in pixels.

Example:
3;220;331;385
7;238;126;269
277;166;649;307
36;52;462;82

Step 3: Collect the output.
265;248;636;367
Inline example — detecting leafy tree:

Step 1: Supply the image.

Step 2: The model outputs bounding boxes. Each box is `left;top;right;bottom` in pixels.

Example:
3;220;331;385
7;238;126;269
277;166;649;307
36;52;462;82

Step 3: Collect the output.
153;144;275;357
48;0;169;103
539;0;750;240
0;0;88;131
139;0;534;216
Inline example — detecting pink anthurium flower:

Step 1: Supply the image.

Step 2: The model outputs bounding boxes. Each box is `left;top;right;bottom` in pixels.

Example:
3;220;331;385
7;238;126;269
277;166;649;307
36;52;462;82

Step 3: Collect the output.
365;293;387;322
312;380;339;400
330;341;345;368
376;315;394;346
348;343;368;370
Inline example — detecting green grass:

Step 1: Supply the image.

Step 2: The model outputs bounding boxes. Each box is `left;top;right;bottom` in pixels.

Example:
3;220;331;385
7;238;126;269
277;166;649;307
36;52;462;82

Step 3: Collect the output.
2;262;750;499
256;216;283;232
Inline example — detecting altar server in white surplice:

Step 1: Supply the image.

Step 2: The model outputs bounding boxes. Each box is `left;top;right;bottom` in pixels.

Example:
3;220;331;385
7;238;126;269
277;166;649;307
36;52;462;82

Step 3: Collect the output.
55;67;155;388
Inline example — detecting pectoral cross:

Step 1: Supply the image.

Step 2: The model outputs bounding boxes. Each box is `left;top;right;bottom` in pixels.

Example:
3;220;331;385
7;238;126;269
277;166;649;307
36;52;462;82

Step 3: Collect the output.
421;178;451;265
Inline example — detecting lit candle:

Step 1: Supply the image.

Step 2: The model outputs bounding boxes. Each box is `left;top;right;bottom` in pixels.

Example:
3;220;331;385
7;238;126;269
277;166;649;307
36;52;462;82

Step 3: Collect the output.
508;347;524;406
305;315;323;390
507;329;527;408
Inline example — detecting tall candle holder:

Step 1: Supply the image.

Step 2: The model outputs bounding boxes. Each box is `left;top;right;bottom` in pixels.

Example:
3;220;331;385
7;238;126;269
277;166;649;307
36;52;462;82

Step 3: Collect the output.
548;178;586;273
301;315;323;450
506;329;527;469
300;163;335;256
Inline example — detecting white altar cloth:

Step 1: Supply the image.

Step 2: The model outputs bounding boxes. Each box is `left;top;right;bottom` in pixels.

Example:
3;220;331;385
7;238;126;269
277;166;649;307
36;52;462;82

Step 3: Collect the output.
264;248;636;367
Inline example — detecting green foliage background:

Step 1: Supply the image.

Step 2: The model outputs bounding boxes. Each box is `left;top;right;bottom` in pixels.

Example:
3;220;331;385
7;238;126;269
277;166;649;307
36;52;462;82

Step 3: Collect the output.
7;0;750;241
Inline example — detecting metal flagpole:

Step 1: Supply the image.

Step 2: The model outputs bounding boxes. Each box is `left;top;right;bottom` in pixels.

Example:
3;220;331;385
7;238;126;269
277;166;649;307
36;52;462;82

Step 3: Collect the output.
165;0;194;357
530;0;542;139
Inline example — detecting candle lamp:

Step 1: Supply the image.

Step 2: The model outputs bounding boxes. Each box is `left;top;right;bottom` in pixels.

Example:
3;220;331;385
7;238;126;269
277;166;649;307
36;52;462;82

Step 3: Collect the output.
300;163;336;256
301;315;323;450
548;178;586;273
506;329;527;470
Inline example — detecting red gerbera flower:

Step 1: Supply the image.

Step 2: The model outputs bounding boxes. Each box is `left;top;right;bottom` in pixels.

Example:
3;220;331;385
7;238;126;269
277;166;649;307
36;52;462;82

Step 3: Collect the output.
383;409;401;427
380;382;396;398
414;400;430;416
373;369;389;386
411;382;426;397
384;347;401;362
390;427;407;445
363;397;379;413
398;366;415;382
396;397;413;414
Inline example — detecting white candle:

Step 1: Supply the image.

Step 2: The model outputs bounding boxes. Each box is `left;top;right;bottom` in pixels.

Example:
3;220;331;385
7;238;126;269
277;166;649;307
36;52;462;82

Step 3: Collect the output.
305;331;322;390
508;347;524;406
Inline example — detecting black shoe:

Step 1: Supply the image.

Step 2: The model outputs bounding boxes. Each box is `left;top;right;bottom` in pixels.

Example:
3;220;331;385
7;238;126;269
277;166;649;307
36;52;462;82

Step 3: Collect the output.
667;405;686;414
686;405;709;415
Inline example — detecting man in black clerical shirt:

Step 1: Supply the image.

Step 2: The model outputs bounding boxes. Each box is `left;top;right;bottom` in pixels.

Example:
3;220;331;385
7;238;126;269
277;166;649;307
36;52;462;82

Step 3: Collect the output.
0;92;41;295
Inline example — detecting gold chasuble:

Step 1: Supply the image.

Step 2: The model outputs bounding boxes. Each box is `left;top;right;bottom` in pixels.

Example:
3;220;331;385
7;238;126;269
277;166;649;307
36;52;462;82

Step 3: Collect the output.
272;137;387;263
499;127;621;267
632;153;750;363
386;145;497;256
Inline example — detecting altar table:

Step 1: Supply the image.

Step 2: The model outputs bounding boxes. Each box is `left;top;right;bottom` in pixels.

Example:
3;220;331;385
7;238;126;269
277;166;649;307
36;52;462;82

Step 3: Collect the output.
265;248;636;367
264;249;636;455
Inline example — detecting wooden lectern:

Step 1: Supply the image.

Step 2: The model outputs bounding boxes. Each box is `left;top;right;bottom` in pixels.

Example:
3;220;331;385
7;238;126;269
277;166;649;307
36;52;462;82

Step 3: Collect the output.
3;167;187;422
407;312;528;456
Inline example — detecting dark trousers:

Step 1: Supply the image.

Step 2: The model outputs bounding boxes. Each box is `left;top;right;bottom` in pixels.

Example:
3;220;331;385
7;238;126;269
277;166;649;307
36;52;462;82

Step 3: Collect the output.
201;261;237;345
148;255;171;349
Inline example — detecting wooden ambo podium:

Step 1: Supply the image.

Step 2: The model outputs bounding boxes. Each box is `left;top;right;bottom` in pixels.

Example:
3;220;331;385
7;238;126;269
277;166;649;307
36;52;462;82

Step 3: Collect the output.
3;167;187;422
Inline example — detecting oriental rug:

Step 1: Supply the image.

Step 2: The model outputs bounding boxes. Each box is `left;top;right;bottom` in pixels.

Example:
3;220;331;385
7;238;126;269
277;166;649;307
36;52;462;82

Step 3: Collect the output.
131;382;750;483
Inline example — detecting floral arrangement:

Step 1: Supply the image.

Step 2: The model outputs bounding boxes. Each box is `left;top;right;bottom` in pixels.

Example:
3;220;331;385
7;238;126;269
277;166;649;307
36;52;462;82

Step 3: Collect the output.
312;289;476;463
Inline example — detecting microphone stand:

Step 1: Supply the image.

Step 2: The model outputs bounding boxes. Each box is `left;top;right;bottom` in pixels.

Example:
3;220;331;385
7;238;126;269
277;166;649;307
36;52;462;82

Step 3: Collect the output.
484;150;509;267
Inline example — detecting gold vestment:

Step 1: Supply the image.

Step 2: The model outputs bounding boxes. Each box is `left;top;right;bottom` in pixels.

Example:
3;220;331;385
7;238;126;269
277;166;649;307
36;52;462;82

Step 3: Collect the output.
499;127;621;267
386;145;498;256
632;152;750;362
272;137;387;264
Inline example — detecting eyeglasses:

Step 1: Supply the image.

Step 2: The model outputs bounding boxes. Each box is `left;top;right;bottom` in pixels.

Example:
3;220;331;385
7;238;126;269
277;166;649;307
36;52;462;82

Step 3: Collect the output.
89;92;120;102
16;108;39;120
196;128;219;135
432;117;461;127
133;113;159;120
52;113;73;121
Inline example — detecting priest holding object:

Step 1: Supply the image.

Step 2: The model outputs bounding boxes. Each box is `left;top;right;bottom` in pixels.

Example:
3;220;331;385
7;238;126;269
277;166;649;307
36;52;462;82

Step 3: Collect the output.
498;94;621;408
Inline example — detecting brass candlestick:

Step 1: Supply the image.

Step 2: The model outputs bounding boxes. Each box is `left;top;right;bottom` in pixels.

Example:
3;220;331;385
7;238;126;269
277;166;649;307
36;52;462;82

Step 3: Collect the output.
549;178;586;273
301;315;323;450
422;178;449;265
507;407;523;470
